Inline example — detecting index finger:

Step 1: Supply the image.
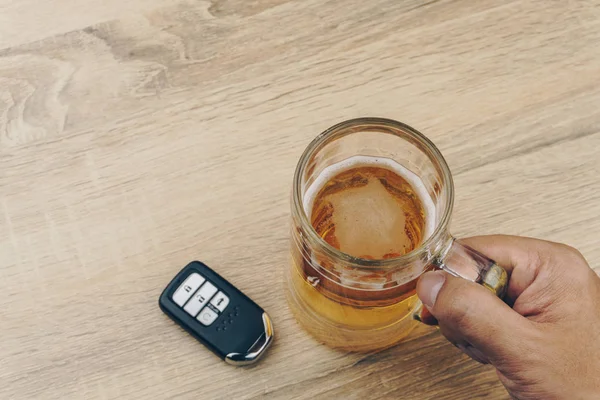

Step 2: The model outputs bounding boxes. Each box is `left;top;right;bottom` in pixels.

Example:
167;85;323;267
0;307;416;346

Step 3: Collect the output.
458;235;553;304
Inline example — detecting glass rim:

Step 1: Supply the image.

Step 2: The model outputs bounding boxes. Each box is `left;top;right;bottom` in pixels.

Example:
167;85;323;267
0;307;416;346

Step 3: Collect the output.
292;117;455;268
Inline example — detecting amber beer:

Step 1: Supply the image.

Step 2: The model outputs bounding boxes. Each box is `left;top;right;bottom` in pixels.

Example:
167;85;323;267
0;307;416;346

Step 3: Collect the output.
288;156;437;351
309;160;430;260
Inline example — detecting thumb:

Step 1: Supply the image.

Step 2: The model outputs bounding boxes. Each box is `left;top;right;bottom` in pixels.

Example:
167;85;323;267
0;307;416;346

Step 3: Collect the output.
417;271;535;364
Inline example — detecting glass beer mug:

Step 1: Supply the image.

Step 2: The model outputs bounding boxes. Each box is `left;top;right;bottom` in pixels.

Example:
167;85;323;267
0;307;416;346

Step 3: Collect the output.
286;118;507;352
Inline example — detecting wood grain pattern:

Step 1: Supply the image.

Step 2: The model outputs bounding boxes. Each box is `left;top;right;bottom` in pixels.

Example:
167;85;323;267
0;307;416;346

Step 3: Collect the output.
1;0;599;399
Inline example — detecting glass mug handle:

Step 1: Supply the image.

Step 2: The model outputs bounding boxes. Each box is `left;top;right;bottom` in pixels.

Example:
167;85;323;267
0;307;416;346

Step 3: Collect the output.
414;237;509;324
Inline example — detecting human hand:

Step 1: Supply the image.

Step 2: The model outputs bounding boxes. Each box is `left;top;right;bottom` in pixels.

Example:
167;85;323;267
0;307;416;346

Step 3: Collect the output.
416;235;600;400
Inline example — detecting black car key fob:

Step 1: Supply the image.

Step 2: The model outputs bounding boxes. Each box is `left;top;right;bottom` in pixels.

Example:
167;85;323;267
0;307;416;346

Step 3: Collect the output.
159;261;274;366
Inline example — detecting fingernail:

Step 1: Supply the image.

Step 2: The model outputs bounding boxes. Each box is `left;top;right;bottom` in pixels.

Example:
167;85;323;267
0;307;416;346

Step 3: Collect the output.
417;271;446;308
458;344;489;364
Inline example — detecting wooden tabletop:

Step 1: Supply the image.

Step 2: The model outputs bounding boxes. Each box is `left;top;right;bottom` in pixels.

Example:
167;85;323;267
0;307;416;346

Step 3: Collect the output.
2;1;600;399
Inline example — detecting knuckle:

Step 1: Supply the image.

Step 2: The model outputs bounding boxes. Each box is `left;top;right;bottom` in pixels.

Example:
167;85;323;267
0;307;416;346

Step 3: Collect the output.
547;243;590;285
525;246;546;271
528;241;587;275
559;243;584;260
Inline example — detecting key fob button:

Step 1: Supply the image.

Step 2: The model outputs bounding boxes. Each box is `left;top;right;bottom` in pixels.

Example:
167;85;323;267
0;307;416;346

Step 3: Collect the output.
183;281;218;317
198;307;219;326
210;291;230;312
172;273;205;306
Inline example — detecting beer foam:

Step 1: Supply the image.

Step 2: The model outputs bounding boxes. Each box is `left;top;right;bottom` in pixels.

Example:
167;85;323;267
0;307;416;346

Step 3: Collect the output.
303;155;436;240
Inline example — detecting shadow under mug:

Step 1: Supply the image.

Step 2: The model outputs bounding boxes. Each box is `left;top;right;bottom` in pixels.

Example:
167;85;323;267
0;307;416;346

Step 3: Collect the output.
286;118;507;352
